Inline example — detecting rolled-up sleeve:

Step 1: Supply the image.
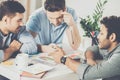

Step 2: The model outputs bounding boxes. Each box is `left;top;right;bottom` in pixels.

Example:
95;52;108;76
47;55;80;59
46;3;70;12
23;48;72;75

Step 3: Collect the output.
0;50;4;62
18;27;37;55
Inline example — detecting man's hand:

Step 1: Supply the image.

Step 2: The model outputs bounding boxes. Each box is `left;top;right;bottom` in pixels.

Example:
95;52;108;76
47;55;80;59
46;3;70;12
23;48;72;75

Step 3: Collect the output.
9;40;22;51
49;47;65;63
62;12;81;50
62;12;75;27
86;59;97;66
41;43;58;53
3;40;22;61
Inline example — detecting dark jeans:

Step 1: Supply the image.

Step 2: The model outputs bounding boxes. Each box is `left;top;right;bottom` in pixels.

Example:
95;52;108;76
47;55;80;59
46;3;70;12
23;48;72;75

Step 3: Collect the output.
0;75;9;80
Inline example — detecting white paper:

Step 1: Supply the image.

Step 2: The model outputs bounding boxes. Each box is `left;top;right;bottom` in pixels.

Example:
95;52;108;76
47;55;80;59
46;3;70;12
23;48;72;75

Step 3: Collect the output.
23;63;54;74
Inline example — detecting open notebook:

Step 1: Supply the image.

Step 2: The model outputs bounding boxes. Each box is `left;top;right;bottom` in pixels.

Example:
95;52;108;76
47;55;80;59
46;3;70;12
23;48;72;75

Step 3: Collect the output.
1;59;54;79
23;63;54;75
21;63;54;78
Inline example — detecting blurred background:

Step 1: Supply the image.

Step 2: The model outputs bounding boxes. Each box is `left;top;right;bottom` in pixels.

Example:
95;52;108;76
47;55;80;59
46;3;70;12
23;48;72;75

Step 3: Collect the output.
18;0;120;23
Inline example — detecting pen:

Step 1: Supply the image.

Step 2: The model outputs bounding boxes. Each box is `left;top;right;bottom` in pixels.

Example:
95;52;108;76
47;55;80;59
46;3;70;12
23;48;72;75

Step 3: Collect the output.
40;71;48;79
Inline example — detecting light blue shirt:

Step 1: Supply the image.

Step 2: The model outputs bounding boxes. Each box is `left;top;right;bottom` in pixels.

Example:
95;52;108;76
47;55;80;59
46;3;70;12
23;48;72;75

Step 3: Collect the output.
0;26;37;62
26;7;78;45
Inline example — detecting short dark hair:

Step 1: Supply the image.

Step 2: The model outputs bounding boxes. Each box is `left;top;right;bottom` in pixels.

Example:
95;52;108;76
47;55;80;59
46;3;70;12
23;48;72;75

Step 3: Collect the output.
100;16;120;42
44;0;65;12
0;0;25;20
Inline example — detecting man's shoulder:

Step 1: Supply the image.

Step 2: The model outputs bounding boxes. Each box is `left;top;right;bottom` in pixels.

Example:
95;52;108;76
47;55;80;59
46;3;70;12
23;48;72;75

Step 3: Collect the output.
35;7;45;13
114;43;120;52
30;7;46;17
18;26;26;34
0;32;2;37
66;7;75;13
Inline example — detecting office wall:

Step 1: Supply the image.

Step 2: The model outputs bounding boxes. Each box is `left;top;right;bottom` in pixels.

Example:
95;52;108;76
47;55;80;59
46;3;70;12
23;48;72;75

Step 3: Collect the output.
20;0;120;22
66;0;120;18
20;0;42;22
66;0;97;18
103;0;120;17
26;0;120;18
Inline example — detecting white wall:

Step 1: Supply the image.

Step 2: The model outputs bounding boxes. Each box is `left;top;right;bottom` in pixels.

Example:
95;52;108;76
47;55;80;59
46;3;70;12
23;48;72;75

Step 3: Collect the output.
103;0;120;17
29;0;42;15
66;0;98;18
21;0;120;19
20;0;42;22
66;0;120;18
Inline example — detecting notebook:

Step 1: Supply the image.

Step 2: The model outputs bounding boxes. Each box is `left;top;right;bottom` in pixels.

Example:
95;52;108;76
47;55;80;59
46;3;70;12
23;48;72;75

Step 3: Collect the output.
23;63;54;75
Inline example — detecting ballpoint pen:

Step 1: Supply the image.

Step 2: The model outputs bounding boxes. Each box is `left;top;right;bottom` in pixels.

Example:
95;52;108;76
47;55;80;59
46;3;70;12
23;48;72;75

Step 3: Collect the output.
40;71;48;79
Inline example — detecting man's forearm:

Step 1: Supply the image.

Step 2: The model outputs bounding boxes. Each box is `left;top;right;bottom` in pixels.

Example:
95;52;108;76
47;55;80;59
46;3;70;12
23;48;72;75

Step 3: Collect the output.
67;23;81;50
37;44;47;52
37;44;57;53
65;57;80;72
3;47;18;61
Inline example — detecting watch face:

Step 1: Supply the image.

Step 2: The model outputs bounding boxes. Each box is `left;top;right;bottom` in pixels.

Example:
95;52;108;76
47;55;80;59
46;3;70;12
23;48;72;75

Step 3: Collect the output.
61;56;67;64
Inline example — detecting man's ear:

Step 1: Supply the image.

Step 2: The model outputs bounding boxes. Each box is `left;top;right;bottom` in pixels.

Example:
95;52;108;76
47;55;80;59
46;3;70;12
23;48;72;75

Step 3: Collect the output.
2;16;7;23
109;33;116;42
63;7;66;12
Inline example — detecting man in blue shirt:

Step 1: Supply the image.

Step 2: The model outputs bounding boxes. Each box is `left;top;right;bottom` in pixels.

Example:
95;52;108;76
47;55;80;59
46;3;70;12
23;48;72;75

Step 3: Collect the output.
26;0;81;53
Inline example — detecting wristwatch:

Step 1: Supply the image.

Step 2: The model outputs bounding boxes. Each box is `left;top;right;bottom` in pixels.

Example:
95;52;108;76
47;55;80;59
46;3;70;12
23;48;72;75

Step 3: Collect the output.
60;56;67;64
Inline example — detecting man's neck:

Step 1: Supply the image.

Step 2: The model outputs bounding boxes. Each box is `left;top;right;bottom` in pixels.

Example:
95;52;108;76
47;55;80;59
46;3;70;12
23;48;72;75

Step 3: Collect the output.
108;42;119;52
0;24;9;36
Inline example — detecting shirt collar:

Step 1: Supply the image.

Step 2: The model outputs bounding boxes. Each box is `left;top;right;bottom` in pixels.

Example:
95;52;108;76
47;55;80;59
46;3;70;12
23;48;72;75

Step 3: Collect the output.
50;21;67;31
0;31;7;37
49;20;65;25
108;43;120;53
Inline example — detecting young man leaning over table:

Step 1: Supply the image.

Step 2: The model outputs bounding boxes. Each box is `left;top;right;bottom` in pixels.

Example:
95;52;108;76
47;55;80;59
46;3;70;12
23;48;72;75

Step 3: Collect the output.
26;0;81;53
50;16;120;80
0;1;38;79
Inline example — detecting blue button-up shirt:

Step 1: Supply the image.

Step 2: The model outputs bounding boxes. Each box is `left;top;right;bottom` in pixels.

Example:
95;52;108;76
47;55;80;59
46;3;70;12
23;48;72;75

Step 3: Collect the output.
0;26;37;62
26;7;78;45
